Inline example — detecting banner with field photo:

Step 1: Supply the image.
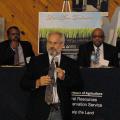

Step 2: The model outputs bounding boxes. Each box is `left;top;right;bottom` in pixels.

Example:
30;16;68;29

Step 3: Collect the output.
38;12;102;59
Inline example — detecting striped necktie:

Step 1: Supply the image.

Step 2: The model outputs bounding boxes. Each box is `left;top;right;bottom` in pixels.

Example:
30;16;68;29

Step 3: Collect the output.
45;57;55;104
96;47;100;64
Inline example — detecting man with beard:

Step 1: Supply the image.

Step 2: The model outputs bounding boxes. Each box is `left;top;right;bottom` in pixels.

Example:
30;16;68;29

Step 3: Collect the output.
21;32;80;120
77;28;118;67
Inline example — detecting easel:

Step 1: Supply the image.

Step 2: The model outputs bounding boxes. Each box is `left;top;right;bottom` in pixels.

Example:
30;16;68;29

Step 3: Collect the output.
62;0;71;12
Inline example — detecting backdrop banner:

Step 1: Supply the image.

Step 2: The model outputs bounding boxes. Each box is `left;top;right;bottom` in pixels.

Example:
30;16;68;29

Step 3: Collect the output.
38;12;102;59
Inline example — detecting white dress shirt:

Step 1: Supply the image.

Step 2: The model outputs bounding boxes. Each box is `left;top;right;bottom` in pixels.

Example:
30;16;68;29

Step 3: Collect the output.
12;43;25;66
18;44;25;66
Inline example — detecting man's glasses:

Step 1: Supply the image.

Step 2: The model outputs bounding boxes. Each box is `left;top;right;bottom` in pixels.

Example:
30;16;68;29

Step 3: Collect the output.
47;41;63;45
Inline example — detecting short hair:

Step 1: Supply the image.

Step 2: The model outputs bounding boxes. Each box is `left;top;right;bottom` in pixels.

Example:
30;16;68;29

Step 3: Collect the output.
7;26;20;35
92;28;105;38
47;31;65;43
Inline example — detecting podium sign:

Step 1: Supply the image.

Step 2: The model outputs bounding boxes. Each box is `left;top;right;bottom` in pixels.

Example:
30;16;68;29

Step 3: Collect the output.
72;68;120;120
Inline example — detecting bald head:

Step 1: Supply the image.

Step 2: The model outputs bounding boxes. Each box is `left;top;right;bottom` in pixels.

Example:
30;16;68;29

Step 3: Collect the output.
92;28;105;47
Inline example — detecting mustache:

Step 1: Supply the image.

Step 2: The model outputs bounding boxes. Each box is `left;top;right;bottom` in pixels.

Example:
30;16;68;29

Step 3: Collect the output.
48;47;56;51
47;48;59;56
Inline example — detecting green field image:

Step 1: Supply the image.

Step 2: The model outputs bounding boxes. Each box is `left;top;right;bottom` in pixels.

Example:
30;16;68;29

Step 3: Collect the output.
39;28;94;55
39;28;94;38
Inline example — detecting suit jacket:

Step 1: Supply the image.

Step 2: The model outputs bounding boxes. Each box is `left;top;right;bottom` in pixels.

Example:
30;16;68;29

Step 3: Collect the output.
0;40;35;65
77;41;118;67
87;0;97;8
21;53;80;120
116;40;120;52
100;1;108;12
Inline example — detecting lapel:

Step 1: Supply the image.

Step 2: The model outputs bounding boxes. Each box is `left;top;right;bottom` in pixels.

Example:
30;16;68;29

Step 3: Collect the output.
89;41;95;52
103;42;109;60
45;53;50;68
40;53;50;75
87;42;94;62
59;54;65;69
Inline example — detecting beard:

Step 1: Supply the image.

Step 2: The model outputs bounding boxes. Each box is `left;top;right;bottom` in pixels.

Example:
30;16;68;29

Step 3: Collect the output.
47;48;61;56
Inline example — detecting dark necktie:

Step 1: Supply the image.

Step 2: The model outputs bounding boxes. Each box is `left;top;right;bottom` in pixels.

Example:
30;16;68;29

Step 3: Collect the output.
45;58;55;105
96;47;100;64
14;48;19;65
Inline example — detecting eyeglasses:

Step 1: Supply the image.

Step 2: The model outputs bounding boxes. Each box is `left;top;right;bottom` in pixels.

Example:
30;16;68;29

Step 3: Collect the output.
47;41;63;45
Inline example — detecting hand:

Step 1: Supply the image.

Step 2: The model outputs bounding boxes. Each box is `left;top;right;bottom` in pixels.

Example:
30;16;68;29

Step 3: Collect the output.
56;68;65;80
11;40;19;49
36;75;52;88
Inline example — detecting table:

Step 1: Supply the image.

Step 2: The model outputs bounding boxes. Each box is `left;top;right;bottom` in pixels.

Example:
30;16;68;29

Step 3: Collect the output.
0;67;29;120
0;67;120;120
72;68;120;120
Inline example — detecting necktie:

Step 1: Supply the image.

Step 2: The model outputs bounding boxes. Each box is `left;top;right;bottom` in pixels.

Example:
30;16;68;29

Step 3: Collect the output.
45;58;55;105
14;47;19;65
96;47;100;64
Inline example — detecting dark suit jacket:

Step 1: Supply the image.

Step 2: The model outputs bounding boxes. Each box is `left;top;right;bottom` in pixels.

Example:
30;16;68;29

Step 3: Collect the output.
21;53;80;120
100;1;108;12
87;0;97;8
116;40;120;52
0;40;35;65
77;41;118;67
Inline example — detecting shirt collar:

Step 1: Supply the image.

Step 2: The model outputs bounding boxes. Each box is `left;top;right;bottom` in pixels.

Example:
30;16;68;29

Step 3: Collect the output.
48;53;61;65
94;44;103;51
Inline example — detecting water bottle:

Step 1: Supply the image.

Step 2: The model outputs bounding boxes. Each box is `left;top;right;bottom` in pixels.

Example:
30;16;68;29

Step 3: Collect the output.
90;51;97;67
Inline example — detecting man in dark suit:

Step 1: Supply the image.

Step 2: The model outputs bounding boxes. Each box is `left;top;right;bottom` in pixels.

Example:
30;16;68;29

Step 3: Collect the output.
72;0;83;11
77;28;118;67
0;26;35;66
100;0;108;12
87;0;97;8
21;32;80;120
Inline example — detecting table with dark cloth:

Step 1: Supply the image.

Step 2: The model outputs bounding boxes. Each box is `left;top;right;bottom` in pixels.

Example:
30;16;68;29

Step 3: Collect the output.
0;67;120;120
0;67;29;120
72;68;120;120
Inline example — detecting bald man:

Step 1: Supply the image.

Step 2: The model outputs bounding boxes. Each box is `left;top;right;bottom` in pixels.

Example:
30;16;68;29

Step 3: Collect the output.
77;28;118;67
